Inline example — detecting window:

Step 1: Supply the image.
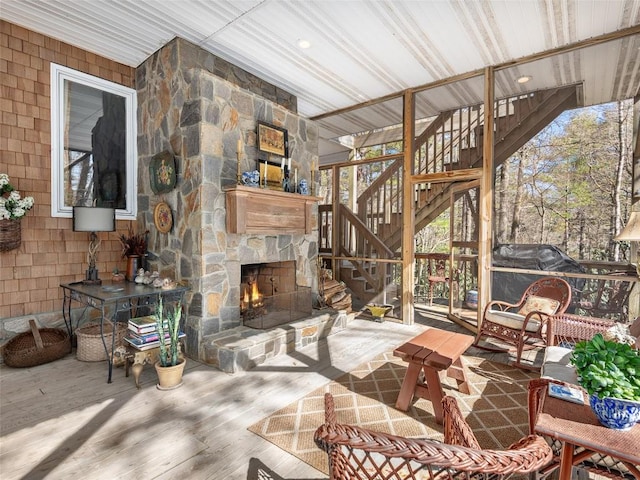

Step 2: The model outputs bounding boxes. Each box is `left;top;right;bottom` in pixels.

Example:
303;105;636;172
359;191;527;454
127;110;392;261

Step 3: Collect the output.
50;64;137;219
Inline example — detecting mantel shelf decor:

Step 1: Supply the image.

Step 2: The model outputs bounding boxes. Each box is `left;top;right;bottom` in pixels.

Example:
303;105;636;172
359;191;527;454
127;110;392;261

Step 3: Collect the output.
224;185;320;235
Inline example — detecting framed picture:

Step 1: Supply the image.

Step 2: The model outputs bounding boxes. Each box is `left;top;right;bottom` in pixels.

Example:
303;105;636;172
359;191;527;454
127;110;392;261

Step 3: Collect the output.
258;161;284;190
257;122;288;159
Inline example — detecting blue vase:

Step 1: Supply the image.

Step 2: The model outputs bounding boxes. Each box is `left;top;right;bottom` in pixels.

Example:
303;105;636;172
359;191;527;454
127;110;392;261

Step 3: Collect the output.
589;394;640;430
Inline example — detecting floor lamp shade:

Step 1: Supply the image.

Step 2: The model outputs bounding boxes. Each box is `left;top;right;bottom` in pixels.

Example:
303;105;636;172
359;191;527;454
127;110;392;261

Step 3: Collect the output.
72;206;116;232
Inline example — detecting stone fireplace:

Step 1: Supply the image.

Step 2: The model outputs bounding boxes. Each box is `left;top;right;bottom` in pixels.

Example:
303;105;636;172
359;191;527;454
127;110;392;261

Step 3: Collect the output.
136;37;328;370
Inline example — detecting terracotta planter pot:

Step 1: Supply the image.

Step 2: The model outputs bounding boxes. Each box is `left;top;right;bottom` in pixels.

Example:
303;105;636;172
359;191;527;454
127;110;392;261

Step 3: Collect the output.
125;255;140;281
155;358;186;390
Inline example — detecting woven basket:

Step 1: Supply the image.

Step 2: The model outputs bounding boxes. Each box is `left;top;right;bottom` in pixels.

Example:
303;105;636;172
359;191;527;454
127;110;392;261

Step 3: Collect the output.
4;320;69;368
76;322;125;362
0;218;21;252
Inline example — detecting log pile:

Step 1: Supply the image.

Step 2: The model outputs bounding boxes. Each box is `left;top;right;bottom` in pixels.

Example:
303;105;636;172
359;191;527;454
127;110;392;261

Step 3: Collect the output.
321;278;352;312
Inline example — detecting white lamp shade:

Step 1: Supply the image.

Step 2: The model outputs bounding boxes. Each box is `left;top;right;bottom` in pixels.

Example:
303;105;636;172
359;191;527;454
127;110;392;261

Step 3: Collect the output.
73;206;116;232
615;211;640;241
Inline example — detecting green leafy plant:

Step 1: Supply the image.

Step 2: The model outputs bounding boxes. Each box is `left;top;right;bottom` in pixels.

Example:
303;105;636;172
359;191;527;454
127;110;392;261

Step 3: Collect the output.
155;298;183;367
570;333;640;401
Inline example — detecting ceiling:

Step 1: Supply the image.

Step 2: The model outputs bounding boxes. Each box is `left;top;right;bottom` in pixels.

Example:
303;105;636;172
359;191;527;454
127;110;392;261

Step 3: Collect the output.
2;0;640;163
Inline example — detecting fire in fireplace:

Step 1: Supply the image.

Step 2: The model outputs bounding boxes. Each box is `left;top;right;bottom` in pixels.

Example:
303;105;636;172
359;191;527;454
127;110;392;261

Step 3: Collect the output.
240;261;312;329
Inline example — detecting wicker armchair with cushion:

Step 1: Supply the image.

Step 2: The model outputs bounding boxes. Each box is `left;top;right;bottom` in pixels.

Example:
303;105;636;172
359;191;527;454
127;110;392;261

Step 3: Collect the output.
473;277;572;369
314;392;553;479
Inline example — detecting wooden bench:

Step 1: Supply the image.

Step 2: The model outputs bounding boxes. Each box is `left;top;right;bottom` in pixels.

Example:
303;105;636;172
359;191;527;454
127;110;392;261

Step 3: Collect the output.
393;328;474;423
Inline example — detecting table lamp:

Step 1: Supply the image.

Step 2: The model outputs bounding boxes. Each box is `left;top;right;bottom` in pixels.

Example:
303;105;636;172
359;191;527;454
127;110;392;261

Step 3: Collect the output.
73;206;116;285
615;211;640;276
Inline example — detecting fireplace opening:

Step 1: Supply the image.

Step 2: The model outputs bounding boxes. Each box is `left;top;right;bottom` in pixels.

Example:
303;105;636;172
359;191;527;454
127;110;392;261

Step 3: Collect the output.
240;261;312;329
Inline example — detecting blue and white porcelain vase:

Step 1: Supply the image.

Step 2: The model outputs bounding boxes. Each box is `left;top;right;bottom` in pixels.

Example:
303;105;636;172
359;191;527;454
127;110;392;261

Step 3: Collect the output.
589;394;640;430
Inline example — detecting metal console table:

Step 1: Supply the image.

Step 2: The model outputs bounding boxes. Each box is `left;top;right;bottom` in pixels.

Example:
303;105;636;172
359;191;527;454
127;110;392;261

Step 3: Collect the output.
61;281;189;383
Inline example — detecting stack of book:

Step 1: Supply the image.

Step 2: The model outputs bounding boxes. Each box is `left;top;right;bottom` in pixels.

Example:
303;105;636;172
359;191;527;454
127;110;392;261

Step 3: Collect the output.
124;315;184;351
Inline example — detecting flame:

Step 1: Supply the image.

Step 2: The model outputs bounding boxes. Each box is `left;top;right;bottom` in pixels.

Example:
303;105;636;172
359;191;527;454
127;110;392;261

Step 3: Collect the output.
241;281;263;310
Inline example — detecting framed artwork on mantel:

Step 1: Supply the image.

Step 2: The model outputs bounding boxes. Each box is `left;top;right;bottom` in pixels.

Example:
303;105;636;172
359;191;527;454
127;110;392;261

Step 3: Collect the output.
258;161;284;190
257;122;288;161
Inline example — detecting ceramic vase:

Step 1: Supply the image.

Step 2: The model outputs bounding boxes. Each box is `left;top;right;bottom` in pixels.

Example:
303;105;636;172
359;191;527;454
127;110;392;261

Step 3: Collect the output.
125;255;140;281
589;394;640;430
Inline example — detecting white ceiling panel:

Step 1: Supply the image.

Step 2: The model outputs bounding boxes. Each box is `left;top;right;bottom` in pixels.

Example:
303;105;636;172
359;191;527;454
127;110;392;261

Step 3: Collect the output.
1;0;639;163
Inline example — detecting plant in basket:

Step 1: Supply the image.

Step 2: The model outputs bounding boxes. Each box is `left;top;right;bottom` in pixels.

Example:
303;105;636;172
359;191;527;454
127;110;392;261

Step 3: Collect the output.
154;298;186;390
0;173;35;252
0;173;35;220
571;333;640;430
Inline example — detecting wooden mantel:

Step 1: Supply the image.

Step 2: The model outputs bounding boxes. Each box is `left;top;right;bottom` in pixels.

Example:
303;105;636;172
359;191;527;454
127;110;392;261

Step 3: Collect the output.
224;185;320;235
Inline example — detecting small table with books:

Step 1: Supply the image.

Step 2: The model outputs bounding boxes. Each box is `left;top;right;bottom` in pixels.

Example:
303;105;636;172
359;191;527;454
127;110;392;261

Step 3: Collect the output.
60;281;189;383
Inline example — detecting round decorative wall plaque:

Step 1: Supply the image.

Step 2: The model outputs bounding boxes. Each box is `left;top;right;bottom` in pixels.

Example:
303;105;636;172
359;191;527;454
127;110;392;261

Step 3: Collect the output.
149;150;177;194
154;202;173;234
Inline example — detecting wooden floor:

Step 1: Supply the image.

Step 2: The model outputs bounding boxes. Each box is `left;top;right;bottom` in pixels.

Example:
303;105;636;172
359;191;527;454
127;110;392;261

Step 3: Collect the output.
0;308;535;480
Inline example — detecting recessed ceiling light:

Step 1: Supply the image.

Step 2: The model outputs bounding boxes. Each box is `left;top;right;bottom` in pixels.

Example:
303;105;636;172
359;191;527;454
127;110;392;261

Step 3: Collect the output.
297;39;311;49
517;75;532;84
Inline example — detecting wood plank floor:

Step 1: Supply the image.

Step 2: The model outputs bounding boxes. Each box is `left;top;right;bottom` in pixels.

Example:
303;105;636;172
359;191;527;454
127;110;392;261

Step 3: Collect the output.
0;309;533;480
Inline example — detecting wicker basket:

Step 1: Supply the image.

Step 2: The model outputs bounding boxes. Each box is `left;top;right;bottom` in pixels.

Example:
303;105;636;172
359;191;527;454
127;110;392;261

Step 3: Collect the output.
0;218;21;252
4;320;69;368
76;322;125;362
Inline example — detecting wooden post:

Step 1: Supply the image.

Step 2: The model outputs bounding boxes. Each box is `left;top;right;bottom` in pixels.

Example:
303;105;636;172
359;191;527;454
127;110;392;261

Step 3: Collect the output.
477;67;495;327
402;90;416;324
331;164;341;281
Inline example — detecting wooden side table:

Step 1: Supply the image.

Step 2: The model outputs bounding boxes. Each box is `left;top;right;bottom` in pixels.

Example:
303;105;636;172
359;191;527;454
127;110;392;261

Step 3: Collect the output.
531;379;640;479
393;328;474;423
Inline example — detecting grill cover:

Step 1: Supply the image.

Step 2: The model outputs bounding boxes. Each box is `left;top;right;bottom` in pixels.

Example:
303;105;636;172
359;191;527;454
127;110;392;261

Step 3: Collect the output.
491;244;585;307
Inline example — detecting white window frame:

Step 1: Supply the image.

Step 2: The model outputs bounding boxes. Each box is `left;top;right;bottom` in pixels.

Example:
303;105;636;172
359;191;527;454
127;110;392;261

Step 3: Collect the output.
50;63;137;219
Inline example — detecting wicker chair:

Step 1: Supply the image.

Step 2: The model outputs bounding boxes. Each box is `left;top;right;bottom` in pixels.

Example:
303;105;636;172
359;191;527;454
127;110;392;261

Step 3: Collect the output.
314;393;553;479
473;277;572;368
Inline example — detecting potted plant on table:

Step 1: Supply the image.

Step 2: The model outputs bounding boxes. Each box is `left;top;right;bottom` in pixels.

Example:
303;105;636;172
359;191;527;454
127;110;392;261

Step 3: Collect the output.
118;226;148;281
571;333;640;430
154;298;186;390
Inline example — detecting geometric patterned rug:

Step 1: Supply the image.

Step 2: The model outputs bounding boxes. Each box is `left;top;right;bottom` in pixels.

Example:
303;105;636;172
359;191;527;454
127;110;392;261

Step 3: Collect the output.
248;351;538;475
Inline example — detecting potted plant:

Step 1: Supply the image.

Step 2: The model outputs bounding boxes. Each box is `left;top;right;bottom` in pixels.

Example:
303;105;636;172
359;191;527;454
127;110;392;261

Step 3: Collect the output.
571;333;640;430
154;298;186;390
118;226;148;281
0;173;35;252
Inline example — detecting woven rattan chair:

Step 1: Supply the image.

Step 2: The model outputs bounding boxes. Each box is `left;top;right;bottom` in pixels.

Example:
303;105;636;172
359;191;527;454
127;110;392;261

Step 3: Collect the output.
473;277;572;369
314;393;553;479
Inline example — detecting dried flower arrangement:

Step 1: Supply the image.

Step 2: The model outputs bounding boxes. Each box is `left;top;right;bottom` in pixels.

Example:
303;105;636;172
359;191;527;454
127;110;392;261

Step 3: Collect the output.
118;225;148;258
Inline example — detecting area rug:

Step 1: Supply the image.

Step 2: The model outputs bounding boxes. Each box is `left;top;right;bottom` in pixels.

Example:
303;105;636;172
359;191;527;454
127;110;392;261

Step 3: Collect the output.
248;351;537;475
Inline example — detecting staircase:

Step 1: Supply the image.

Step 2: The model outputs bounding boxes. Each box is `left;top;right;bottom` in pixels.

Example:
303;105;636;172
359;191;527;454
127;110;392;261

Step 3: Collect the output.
323;85;580;304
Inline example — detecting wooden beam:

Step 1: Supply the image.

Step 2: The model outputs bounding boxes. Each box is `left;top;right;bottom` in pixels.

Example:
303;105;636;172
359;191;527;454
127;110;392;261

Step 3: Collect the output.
402;90;416;325
412;169;482;184
331;164;341;281
477;67;495;328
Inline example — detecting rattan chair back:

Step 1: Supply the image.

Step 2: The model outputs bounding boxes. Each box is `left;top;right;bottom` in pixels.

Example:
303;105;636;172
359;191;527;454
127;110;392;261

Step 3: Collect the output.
314;393;552;479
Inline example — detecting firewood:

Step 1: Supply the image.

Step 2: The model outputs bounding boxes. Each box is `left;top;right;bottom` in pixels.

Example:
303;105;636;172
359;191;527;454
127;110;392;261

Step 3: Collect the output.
331;294;352;310
329;290;347;304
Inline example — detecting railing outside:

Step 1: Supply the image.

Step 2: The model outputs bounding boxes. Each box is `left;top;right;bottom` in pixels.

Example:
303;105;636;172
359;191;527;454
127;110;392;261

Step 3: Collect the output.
414;254;637;323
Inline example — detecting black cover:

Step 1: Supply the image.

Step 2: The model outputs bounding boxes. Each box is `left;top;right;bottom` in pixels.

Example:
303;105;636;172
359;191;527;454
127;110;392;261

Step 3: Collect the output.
491;244;585;307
